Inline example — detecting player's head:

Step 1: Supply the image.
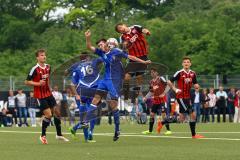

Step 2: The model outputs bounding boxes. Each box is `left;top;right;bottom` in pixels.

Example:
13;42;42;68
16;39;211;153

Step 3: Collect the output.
182;56;191;70
150;67;159;78
115;23;128;33
106;38;118;50
79;51;91;61
96;38;107;51
35;49;46;63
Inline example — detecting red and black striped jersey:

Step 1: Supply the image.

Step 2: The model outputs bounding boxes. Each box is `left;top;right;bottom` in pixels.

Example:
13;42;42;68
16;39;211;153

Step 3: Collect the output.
120;25;148;57
26;63;52;99
170;69;197;99
149;76;167;104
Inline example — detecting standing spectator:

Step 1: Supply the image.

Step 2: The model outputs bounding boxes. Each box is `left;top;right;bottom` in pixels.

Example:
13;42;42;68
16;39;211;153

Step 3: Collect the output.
6;90;18;127
52;85;63;109
227;88;236;122
202;89;210;123
66;89;77;126
208;88;217;123
16;89;28;127
136;91;147;124
190;86;204;123
26;91;38;127
0;100;7;127
234;90;240;123
216;86;228;123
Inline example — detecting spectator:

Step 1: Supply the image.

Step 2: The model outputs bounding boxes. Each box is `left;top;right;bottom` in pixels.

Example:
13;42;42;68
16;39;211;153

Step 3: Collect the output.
6;90;18;127
234;90;240;123
16;89;28;127
227;87;236;122
208;88;217;123
202;89;210;123
0;100;7;127
216;86;228;123
26;91;38;127
191;86;204;123
136;91;147;124
52;85;63;108
66;89;77;126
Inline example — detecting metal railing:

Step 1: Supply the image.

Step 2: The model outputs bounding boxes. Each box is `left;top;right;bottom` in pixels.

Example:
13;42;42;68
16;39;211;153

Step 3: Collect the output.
1;74;240;91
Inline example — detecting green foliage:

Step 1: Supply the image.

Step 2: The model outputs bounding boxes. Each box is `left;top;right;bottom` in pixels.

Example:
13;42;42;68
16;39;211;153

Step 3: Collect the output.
1;0;240;78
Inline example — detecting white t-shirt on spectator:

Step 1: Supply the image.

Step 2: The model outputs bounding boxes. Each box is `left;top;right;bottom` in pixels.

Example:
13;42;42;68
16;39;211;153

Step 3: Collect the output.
208;93;217;107
216;91;228;99
52;91;63;105
16;93;26;107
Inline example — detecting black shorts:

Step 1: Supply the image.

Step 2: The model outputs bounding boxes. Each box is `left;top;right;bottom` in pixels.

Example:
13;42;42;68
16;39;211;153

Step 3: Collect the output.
177;98;192;114
125;55;148;77
151;103;166;115
38;95;56;112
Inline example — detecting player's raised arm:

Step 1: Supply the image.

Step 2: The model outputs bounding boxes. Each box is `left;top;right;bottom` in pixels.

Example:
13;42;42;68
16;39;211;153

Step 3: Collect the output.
85;30;96;52
142;28;151;35
128;55;151;64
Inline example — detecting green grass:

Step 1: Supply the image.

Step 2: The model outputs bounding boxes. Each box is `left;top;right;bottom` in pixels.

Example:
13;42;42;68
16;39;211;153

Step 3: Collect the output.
1;121;240;160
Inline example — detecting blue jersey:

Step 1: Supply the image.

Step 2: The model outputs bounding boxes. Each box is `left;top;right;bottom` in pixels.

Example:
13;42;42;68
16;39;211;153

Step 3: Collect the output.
95;48;128;81
71;58;102;88
94;48;128;98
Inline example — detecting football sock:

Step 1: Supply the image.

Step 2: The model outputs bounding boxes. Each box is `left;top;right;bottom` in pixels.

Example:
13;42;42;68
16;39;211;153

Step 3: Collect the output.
149;117;154;132
42;117;50;137
113;109;120;133
54;116;62;136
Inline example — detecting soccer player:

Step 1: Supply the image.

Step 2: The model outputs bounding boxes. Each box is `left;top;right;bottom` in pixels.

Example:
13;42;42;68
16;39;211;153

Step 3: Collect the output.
115;23;150;100
68;52;103;142
142;68;172;135
166;56;204;139
25;49;69;144
85;29;151;141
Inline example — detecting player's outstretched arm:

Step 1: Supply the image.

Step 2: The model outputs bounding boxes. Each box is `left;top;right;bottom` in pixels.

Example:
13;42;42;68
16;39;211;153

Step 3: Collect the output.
128;55;151;64
142;28;151;35
85;30;96;52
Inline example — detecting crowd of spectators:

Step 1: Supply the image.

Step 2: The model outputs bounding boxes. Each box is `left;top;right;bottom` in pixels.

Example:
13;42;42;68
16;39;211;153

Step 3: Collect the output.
1;85;240;127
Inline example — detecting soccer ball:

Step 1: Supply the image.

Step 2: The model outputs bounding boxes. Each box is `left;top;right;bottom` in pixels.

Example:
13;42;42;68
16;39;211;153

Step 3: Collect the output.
107;38;118;49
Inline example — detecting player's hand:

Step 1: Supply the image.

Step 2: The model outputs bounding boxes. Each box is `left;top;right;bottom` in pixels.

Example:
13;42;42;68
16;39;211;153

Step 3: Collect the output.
39;80;46;86
143;29;151;35
175;88;182;94
85;30;91;37
145;60;151;64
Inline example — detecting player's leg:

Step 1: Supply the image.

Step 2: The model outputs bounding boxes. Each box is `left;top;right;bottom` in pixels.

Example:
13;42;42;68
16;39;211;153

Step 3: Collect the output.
123;73;131;100
51;96;69;142
142;105;157;134
40;105;52;144
109;100;120;141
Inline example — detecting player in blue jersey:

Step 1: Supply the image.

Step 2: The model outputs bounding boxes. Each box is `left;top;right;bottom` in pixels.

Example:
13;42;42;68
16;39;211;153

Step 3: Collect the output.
85;30;151;141
68;52;103;142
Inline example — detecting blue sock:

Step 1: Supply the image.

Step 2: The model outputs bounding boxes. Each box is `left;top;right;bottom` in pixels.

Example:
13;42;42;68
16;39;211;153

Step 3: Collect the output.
90;119;95;133
86;104;98;122
113;109;120;133
73;122;82;131
83;128;89;141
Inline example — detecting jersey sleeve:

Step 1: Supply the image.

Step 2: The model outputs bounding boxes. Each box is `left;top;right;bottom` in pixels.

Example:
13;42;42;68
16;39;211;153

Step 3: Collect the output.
95;48;105;57
71;71;79;85
117;50;128;59
26;67;37;81
133;25;143;33
170;71;180;82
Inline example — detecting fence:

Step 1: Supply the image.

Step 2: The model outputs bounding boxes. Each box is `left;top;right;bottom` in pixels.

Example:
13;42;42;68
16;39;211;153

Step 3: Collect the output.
1;74;240;91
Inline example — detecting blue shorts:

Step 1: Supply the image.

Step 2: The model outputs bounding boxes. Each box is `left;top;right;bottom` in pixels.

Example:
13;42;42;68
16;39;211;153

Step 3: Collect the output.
97;79;121;99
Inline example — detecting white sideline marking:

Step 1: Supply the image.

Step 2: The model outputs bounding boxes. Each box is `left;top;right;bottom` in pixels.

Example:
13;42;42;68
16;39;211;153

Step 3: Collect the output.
1;130;240;141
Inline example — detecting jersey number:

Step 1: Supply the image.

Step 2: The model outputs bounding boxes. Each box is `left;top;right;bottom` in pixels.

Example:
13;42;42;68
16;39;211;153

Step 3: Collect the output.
81;65;93;76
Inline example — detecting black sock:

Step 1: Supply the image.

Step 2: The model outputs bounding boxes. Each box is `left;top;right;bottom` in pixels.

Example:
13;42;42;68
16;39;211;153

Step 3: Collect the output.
42;117;50;137
189;121;196;136
54;116;62;136
149;117;154;132
165;123;170;131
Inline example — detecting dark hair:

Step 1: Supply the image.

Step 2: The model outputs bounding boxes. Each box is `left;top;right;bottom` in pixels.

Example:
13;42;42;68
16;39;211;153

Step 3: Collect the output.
182;56;191;62
35;49;46;57
96;38;107;45
150;67;158;72
79;51;90;61
115;23;124;33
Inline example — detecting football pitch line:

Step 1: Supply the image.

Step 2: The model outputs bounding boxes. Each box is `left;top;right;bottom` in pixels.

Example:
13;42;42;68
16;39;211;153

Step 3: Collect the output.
1;130;240;141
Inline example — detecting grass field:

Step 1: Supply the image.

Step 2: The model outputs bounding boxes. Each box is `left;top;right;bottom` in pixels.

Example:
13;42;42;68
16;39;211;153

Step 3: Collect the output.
1;120;240;160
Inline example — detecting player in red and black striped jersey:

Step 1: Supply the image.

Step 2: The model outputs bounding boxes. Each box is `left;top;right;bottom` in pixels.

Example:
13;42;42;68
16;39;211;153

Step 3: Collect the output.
25;49;69;144
167;56;204;139
115;23;151;100
142;68;172;135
